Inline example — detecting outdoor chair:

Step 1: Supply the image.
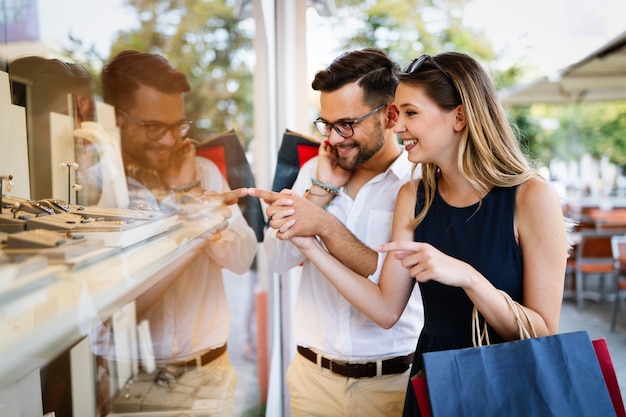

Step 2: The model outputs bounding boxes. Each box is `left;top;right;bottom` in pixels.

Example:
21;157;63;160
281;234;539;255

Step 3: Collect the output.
571;231;618;309
610;234;626;331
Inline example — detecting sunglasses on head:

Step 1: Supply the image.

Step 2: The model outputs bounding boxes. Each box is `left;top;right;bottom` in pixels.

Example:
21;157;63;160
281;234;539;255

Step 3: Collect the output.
402;54;458;95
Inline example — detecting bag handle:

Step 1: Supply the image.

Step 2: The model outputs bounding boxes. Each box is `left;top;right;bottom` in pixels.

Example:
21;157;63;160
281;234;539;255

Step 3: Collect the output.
472;290;538;347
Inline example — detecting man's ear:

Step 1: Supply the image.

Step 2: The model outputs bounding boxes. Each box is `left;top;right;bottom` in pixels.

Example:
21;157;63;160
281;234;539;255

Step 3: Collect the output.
453;104;467;132
386;103;399;128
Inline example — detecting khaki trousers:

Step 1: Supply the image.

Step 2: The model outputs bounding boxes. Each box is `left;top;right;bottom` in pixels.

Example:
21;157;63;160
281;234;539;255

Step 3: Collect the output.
286;351;411;417
115;352;237;417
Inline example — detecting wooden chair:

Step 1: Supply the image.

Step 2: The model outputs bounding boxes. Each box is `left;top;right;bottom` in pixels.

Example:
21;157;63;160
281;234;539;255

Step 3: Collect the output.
587;208;626;232
610;234;626;331
572;231;617;309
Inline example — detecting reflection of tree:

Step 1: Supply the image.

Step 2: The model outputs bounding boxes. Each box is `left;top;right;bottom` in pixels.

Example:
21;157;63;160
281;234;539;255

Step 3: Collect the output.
66;0;255;148
112;0;255;145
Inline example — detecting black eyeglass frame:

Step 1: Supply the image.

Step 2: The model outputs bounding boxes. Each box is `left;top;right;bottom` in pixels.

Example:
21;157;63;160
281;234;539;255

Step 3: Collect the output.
313;103;388;138
117;108;193;140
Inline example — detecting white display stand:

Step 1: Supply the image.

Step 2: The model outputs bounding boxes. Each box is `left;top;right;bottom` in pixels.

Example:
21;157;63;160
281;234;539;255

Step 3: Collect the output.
0;70;31;199
50;111;77;203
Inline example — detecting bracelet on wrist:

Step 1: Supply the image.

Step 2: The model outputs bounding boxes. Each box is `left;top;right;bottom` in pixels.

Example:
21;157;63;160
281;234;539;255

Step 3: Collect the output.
306;188;329;197
171;179;201;194
310;178;340;196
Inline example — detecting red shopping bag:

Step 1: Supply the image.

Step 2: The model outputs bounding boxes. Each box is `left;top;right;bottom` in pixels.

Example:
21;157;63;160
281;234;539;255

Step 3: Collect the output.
593;338;626;417
410;375;432;417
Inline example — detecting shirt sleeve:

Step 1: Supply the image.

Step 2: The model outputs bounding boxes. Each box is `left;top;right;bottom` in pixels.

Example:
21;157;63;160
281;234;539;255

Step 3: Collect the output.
262;157;318;274
195;157;258;274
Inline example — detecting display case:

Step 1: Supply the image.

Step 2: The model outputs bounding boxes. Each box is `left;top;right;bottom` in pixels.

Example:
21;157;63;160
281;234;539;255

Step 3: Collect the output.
0;217;220;417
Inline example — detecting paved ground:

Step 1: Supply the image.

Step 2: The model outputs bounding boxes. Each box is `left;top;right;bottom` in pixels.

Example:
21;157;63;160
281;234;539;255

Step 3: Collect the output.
224;269;263;416
225;269;626;416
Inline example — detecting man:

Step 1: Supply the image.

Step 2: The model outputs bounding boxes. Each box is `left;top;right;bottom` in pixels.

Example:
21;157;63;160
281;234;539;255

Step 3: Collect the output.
101;50;257;415
256;48;424;416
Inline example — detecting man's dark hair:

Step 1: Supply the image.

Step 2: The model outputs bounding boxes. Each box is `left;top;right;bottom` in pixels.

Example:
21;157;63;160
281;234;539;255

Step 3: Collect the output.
311;48;400;107
101;50;191;110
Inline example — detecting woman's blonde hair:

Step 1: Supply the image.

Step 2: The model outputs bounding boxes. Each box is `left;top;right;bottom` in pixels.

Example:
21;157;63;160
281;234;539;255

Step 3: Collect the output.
399;52;540;227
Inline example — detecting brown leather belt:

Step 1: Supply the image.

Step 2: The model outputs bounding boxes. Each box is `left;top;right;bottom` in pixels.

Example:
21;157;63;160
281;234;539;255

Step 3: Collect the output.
297;346;414;379
167;344;227;369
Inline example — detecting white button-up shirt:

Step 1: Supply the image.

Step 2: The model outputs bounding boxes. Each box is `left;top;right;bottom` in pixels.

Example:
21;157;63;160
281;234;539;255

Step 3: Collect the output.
264;150;424;361
138;157;258;361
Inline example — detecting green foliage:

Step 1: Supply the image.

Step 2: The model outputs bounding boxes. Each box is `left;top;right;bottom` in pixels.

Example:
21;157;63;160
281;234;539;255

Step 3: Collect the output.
576;103;626;166
332;0;497;69
59;0;625;167
509;102;626;168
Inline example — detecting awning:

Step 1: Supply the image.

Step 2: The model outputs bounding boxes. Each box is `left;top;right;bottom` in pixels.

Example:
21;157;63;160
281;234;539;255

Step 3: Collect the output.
500;30;626;105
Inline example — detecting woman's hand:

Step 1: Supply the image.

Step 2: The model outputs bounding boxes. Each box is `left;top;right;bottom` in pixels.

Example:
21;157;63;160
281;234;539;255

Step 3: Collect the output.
379;240;477;288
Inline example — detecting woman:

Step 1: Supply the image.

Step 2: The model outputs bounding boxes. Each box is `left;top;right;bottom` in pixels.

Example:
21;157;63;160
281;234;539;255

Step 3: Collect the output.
274;51;569;416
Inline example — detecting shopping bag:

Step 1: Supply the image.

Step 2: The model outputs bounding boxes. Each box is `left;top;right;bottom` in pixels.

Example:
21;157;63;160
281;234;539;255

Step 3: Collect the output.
410;375;432;417
193;129;265;241
271;129;319;192
593;338;626;417
423;330;616;417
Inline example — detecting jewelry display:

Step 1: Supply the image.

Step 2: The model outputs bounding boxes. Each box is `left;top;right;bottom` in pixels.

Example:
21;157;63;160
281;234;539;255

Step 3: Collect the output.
0;175;14;214
0;175;28;233
60;162;80;203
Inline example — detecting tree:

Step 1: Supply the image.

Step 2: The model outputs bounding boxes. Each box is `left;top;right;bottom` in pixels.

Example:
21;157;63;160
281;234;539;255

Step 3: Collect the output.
330;0;502;79
324;0;537;161
64;0;532;152
558;102;626;167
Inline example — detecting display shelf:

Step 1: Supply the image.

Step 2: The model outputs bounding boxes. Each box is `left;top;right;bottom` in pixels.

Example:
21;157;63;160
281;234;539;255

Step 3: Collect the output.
0;219;219;389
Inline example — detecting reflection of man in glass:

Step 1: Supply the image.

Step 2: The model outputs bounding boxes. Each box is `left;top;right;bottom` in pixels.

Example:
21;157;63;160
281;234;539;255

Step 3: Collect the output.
102;50;257;415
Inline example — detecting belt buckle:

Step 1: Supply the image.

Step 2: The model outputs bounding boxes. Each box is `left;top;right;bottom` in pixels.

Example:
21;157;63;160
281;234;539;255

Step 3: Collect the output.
328;359;349;377
330;360;354;378
332;360;375;379
154;366;185;391
363;361;376;378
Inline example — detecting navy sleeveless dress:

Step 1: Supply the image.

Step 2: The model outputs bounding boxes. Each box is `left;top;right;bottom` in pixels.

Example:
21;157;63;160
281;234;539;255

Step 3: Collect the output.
402;182;523;417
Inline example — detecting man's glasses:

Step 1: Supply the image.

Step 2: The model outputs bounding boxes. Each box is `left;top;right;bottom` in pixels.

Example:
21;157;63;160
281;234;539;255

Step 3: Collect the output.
402;54;457;92
117;109;193;140
313;103;388;138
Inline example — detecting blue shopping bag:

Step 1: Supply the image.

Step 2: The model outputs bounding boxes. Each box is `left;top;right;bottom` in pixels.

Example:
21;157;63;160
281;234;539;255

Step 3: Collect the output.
423;330;616;417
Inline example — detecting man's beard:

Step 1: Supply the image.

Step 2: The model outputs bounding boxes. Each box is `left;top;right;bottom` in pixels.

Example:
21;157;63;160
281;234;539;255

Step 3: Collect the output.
337;123;385;171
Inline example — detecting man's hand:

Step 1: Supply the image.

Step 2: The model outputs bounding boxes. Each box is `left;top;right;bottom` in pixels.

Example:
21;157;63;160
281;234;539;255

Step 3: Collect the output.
316;140;351;188
205;218;230;242
198;188;249;221
250;187;377;277
196;188;248;242
248;188;332;240
248;188;294;205
204;188;249;206
160;138;198;189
